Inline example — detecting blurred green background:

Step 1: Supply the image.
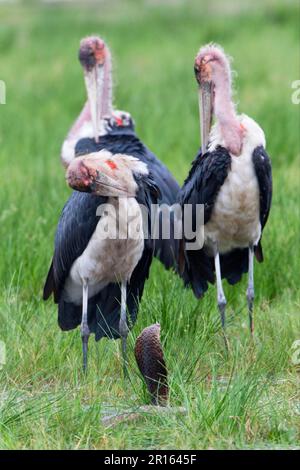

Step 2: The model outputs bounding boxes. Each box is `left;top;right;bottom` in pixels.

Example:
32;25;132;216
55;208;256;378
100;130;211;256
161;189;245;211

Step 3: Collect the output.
0;0;299;450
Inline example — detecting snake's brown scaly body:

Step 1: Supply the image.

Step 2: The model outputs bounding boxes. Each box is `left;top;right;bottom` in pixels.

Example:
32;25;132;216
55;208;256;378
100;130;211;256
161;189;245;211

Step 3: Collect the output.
134;323;168;405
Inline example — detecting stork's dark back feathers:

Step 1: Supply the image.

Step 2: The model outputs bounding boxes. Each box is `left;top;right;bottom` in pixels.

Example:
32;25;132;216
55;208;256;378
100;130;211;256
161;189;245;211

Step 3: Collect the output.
75;130;179;206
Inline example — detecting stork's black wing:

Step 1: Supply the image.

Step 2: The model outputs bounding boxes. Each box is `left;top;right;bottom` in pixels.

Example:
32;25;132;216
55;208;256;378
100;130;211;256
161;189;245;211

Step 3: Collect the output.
252;145;272;261
141;148;180;269
179;146;231;223
178;146;231;297
252;145;272;230
142;148;179;205
43;192;106;302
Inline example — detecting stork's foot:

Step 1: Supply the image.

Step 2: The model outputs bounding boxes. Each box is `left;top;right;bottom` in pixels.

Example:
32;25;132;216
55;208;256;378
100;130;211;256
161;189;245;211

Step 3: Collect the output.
81;323;90;374
247;286;255;336
119;318;129;379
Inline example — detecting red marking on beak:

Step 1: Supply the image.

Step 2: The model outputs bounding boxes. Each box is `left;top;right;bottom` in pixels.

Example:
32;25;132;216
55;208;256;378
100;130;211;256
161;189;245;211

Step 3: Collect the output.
106;159;118;170
115;117;123;127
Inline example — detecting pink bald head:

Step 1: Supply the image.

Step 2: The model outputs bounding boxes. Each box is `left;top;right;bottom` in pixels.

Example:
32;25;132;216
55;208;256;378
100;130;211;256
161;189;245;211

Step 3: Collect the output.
194;44;232;88
79;36;107;71
195;43;244;156
67;158;96;192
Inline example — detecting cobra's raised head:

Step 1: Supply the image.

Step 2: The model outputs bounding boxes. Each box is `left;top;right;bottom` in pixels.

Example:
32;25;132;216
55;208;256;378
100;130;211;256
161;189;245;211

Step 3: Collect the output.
134;323;168;406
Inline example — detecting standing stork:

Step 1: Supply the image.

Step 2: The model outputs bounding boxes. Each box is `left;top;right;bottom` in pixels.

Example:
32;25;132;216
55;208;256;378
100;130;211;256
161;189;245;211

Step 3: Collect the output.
61;36;180;270
179;44;272;337
43;36;181;374
44;150;160;374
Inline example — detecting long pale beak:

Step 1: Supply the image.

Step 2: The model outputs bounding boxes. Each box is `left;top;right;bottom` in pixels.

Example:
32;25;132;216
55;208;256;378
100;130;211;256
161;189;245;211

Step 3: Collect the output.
198;81;213;154
84;64;105;143
92;171;131;196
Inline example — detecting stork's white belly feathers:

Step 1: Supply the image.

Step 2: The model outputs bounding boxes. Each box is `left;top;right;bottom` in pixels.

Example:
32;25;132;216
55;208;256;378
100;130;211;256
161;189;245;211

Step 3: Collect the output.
204;115;265;255
63;197;144;304
204;154;261;254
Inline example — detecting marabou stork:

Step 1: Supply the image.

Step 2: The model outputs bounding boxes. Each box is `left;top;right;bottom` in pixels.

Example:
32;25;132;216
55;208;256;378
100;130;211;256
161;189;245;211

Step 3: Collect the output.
43;36;180;372
44;150;161;373
61;36;180;269
179;44;272;337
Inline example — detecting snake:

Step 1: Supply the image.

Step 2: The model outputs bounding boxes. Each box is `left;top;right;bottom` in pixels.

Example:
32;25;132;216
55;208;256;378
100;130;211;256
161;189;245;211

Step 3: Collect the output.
134;323;168;406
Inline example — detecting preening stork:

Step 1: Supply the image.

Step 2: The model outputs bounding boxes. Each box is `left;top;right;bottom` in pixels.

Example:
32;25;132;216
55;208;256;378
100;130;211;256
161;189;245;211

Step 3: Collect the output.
179;44;272;337
44;150;160;373
61;36;180;269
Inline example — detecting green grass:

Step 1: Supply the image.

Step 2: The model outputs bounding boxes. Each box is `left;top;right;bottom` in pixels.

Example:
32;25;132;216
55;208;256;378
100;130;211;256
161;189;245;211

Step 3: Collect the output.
0;0;300;450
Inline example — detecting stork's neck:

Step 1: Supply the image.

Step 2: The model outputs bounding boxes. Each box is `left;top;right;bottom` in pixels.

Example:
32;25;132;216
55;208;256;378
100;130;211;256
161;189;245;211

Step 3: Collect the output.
213;76;243;155
66;101;91;141
65;50;114;142
102;48;113;118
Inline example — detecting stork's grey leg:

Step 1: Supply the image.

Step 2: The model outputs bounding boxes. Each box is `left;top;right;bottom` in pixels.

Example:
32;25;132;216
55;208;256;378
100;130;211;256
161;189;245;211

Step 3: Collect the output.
213;244;229;350
80;279;90;373
119;281;129;378
247;244;255;335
